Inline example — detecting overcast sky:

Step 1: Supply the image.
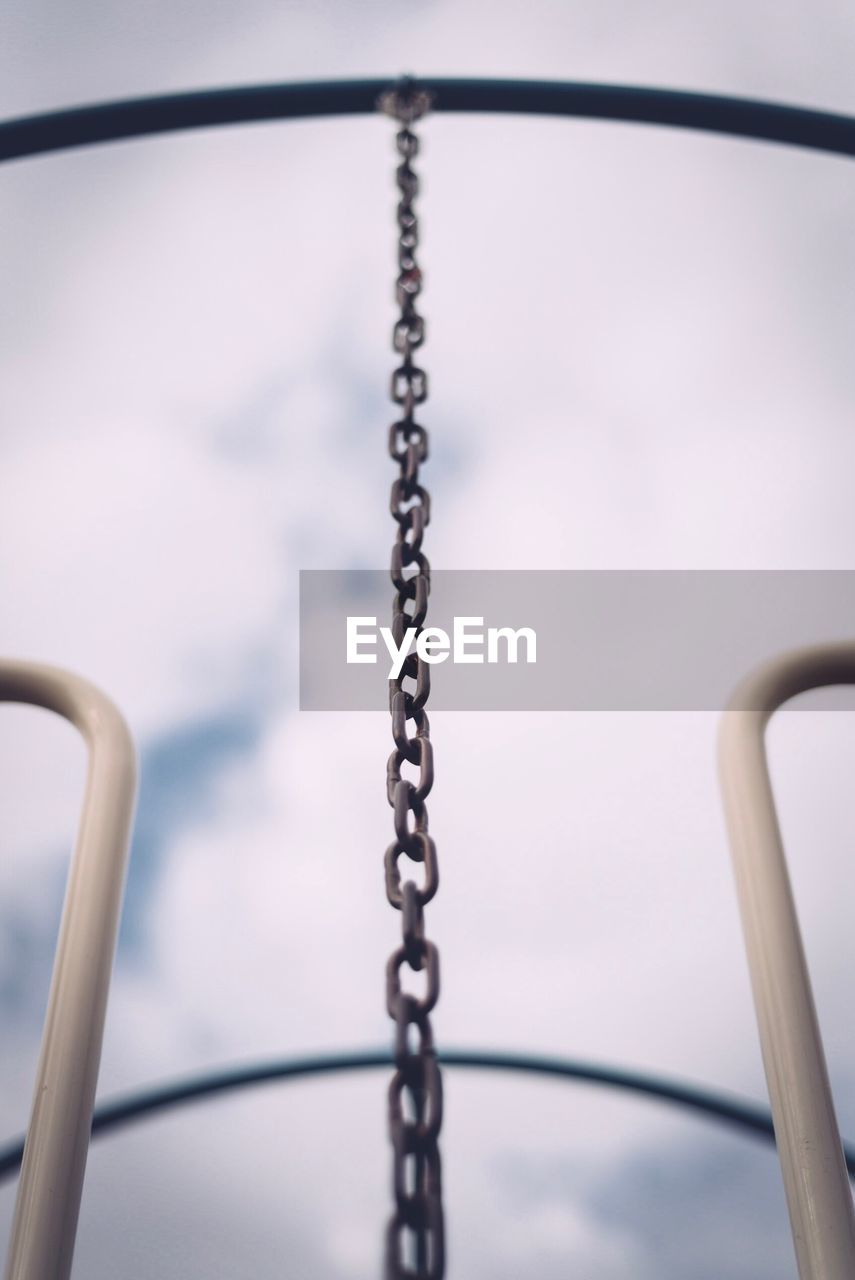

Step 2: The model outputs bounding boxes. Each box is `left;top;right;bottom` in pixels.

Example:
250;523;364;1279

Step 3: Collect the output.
2;3;855;1277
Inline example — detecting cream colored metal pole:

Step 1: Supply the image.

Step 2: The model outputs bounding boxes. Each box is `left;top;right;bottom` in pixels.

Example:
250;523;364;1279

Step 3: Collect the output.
0;661;136;1280
719;643;855;1280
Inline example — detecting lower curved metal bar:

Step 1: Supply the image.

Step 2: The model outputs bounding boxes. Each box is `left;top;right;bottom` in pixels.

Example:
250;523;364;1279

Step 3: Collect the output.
2;1047;852;1184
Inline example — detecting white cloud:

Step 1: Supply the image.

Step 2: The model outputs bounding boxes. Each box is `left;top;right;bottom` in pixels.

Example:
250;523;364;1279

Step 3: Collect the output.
4;3;855;1276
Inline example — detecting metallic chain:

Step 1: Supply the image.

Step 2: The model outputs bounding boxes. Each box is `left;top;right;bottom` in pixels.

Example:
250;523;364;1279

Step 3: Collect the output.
377;80;444;1280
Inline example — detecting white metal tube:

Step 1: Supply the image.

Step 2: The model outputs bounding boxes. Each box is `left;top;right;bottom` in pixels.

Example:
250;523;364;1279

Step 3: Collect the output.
719;643;855;1280
0;661;137;1280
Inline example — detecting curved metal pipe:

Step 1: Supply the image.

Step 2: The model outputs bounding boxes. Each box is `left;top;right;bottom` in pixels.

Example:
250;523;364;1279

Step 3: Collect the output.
2;1046;852;1183
719;643;855;1280
2;78;855;165
0;662;137;1280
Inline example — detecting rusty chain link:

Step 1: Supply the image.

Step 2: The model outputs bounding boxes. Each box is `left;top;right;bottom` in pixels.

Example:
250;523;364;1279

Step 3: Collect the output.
377;79;444;1280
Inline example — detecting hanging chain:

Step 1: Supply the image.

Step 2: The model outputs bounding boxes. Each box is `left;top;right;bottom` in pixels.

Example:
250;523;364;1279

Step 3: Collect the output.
377;79;444;1280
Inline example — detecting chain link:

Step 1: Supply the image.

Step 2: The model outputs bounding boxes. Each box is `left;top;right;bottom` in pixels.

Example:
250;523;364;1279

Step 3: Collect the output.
377;79;444;1280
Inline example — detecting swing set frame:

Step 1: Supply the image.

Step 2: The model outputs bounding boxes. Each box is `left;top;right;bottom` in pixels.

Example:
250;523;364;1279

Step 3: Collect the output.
2;76;855;1280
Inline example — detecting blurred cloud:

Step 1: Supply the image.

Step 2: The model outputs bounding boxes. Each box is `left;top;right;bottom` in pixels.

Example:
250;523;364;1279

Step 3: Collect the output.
120;701;268;950
3;1;855;1275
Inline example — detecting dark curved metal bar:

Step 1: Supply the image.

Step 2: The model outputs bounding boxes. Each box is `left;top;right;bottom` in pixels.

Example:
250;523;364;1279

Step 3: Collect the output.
1;1047;853;1184
2;78;855;165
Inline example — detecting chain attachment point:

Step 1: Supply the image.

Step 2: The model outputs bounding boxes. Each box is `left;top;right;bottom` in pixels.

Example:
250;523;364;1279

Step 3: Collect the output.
377;76;434;125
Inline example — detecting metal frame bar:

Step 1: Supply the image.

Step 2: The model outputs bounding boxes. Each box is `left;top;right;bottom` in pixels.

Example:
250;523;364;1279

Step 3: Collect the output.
2;78;855;165
1;1047;854;1186
719;643;855;1280
0;662;137;1280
